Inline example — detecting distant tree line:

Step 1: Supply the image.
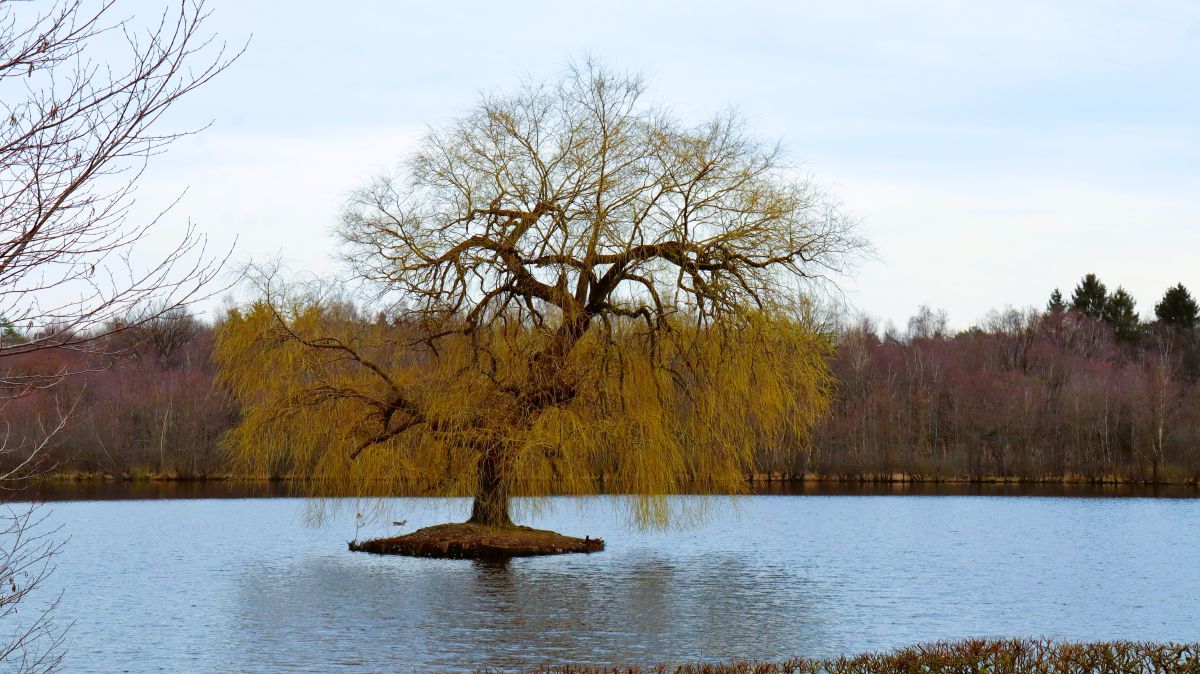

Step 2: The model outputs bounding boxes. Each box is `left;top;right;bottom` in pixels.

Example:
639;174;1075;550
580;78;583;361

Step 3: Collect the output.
808;276;1200;482
2;276;1198;484
2;311;237;478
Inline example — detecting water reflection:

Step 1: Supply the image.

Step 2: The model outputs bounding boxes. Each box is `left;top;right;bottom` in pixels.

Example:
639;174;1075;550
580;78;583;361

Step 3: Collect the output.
229;542;826;670
1;479;299;502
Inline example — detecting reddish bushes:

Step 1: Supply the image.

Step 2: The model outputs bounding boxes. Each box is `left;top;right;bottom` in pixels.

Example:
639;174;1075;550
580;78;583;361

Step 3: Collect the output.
3;306;1198;483
499;639;1199;674
806;309;1200;483
1;316;236;478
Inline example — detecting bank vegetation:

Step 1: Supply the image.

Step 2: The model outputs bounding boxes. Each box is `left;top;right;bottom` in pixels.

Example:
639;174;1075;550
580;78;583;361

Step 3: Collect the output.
493;639;1199;674
3;275;1197;487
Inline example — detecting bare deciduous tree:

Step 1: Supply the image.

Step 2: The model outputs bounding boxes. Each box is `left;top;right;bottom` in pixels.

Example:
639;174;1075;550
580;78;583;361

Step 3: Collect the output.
0;506;64;674
0;1;238;668
218;62;862;532
1;0;239;400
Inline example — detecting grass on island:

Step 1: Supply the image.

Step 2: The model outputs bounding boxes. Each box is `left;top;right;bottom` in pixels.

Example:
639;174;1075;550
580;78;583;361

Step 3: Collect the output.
484;639;1199;674
348;523;604;559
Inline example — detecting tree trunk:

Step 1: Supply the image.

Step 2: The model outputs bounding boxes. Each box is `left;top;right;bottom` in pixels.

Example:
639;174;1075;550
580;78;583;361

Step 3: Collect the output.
468;449;512;527
469;313;589;528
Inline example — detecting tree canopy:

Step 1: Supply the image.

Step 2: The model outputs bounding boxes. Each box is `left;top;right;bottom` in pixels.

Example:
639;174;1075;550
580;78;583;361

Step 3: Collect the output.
1103;287;1141;342
1155;283;1198;330
216;63;863;527
1070;274;1108;318
1046;288;1065;314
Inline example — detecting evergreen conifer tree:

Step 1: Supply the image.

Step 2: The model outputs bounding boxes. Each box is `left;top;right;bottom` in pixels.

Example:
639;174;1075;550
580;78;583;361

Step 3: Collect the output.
1070;274;1108;318
1047;288;1065;313
1103;287;1141;341
1154;283;1199;329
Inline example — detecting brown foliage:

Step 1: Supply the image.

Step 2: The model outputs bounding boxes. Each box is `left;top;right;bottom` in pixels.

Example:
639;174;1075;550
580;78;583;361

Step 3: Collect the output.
0;317;236;478
489;639;1200;674
809;309;1200;483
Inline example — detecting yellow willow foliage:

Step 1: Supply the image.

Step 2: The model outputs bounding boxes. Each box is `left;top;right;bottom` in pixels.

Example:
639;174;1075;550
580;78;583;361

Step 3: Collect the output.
215;298;834;528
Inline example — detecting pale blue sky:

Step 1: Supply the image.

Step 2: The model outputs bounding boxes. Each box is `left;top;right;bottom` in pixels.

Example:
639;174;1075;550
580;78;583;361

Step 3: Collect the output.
126;0;1200;327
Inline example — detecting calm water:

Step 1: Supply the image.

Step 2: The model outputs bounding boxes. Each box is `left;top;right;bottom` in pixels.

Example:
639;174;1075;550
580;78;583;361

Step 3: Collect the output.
8;489;1200;672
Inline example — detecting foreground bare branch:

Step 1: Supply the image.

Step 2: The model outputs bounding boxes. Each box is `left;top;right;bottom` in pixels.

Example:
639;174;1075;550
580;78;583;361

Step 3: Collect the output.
0;1;239;669
0;0;242;399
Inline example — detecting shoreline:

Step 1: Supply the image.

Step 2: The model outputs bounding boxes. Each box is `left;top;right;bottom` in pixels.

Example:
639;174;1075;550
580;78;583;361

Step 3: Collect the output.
7;477;1200;504
27;471;1200;487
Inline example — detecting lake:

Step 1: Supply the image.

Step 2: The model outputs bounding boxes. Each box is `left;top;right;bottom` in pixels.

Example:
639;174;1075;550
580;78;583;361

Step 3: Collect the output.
7;485;1200;672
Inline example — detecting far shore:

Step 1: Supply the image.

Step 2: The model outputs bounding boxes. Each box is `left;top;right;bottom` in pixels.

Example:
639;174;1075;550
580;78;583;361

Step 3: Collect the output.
23;470;1200;487
6;472;1200;503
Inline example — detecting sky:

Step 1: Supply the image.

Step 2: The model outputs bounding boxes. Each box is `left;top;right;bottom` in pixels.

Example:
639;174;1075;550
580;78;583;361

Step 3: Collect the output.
117;0;1200;329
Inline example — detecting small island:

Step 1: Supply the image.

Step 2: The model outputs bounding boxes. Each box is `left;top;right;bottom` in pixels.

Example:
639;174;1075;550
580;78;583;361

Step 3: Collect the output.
348;523;604;559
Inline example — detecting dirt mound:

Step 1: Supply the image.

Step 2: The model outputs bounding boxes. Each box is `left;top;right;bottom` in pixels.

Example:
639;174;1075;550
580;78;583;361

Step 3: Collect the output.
348;523;604;559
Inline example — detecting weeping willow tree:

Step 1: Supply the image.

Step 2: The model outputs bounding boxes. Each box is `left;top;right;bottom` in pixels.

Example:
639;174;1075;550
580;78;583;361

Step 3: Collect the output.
215;62;862;529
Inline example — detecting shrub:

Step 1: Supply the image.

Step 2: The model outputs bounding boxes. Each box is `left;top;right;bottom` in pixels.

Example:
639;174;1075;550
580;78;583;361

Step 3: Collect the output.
489;639;1199;674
